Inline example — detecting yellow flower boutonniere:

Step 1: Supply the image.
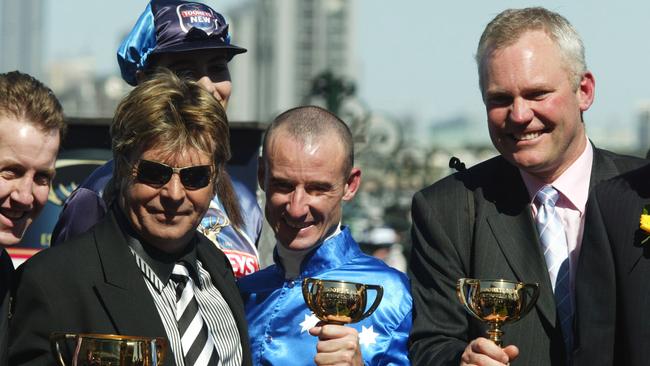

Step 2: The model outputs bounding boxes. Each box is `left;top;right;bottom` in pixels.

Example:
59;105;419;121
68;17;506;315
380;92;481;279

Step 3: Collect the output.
640;207;650;244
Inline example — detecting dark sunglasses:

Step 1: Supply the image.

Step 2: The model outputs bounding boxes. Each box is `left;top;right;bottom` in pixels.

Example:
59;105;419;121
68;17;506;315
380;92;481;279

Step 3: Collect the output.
135;159;213;189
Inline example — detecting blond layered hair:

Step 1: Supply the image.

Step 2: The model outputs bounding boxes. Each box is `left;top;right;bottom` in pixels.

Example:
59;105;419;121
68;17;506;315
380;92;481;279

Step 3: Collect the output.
110;68;242;227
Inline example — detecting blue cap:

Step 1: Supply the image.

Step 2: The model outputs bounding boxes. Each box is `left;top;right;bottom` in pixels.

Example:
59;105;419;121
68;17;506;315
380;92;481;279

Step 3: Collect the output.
117;0;247;86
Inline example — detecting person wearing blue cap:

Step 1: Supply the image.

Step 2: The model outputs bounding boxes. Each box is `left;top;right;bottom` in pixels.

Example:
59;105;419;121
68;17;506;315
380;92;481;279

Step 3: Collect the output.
51;0;263;279
117;0;246;105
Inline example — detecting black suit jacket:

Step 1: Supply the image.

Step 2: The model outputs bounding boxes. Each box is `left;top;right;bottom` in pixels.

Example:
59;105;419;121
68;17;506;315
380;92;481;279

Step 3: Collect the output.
574;163;650;366
0;249;13;366
8;211;252;366
408;148;645;366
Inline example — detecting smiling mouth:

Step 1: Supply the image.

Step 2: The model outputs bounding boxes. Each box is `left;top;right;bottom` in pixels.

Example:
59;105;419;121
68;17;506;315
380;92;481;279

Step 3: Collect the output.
511;131;543;141
283;219;313;230
149;206;190;216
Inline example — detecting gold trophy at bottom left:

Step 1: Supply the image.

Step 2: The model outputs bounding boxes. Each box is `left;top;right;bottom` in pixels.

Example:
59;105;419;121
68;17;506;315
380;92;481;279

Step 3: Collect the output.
50;333;166;366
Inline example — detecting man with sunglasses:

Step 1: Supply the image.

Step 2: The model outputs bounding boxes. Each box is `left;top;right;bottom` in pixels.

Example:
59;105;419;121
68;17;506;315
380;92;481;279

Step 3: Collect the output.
51;0;262;278
238;106;411;366
10;70;252;366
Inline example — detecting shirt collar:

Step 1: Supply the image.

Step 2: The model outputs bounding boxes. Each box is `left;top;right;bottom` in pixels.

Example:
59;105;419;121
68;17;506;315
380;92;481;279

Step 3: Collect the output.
520;140;593;214
112;204;201;286
275;223;342;279
273;226;360;278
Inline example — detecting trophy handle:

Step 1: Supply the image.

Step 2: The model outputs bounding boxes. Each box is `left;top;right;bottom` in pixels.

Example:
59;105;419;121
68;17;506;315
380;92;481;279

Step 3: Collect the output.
50;333;77;366
457;278;469;305
456;278;475;320
360;284;383;320
456;278;485;321
302;278;318;311
519;283;540;319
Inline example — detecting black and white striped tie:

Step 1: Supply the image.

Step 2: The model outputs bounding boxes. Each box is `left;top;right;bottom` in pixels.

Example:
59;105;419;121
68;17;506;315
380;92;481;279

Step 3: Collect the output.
170;263;220;366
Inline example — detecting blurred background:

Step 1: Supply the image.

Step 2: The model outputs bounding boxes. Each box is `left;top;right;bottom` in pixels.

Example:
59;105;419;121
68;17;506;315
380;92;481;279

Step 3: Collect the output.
2;0;649;269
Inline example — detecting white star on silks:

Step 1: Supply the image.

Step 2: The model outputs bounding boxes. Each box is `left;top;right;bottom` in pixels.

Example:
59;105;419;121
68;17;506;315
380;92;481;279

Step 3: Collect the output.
358;325;379;347
299;313;320;333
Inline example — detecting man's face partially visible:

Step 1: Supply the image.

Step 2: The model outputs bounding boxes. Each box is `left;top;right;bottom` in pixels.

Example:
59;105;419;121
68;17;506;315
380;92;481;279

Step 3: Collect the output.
259;130;360;251
481;30;594;182
0;117;59;246
148;49;232;108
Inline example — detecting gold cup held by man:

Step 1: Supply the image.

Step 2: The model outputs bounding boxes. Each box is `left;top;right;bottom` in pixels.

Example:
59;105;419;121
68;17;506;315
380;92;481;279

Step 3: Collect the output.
50;333;166;366
302;277;383;325
456;278;540;346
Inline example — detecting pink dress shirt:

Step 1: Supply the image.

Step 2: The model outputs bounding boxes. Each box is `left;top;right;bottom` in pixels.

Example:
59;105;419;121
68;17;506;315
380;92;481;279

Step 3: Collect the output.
520;140;593;293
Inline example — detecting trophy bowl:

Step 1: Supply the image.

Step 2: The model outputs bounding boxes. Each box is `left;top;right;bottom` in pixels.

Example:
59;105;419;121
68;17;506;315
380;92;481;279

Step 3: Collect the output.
302;278;383;325
50;333;166;366
457;278;540;346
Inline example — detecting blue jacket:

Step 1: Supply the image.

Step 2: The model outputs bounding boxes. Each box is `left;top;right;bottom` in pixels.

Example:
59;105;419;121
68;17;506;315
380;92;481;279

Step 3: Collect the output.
238;228;412;365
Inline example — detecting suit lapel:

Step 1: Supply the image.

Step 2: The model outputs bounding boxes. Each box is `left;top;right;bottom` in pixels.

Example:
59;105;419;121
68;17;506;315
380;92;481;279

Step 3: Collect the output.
589;147;650;275
608;183;650;273
589;147;621;190
92;212;169;341
482;160;557;324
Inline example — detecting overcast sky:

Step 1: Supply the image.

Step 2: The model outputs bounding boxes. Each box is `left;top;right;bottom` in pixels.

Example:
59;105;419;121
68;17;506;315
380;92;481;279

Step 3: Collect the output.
40;0;650;148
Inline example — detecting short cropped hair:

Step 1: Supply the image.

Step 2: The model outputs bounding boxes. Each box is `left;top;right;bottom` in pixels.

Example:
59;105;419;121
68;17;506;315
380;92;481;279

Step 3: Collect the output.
110;68;242;227
262;105;354;177
476;7;587;92
0;71;66;140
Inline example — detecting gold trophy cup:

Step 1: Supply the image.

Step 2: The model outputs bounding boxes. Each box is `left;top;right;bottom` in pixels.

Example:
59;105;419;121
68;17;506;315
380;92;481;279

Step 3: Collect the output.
50;333;166;366
302;278;383;324
457;278;539;346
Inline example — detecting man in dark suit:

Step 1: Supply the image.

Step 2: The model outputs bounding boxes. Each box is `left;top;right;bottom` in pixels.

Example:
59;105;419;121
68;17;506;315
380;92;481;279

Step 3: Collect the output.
573;164;650;366
0;71;65;366
407;7;646;366
9;70;251;366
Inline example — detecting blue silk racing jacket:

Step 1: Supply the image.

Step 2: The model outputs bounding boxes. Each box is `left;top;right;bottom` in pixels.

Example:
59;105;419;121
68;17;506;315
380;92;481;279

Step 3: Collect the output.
238;227;412;365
